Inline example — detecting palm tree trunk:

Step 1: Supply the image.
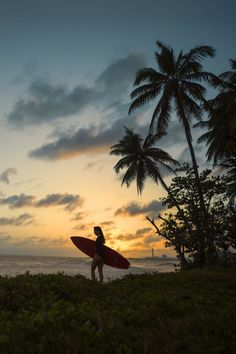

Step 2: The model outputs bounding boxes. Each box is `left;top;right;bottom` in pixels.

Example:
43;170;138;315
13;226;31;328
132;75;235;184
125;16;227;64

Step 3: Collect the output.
176;95;208;225
182;119;206;214
182;118;218;264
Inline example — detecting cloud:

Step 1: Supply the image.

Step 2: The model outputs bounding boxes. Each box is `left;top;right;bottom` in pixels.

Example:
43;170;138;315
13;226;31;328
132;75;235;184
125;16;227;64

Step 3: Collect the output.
96;53;146;96
116;227;154;242
116;233;137;241
72;220;115;237
48;237;69;246
135;227;153;236
0;233;69;248
36;193;82;211
114;200;164;217
71;211;88;221
72;223;89;232
29;124;118;159
100;221;115;227
29;117;125;159
29;112;205;163
0;168;17;184
144;235;160;245
29;114;148;160
0;213;35;226
8;80;97;127
0;194;36;208
0;193;83;211
84;160;105;171
7;53;146;128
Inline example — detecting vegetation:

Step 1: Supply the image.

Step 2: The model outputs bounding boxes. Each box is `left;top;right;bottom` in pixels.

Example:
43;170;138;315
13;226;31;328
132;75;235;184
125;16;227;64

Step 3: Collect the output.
198;58;236;202
111;41;236;268
110;127;191;232
0;269;235;353
150;165;236;268
110;127;178;195
128;42;218;236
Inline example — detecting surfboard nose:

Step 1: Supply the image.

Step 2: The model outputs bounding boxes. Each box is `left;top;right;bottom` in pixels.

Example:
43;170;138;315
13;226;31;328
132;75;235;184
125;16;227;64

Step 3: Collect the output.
70;236;75;242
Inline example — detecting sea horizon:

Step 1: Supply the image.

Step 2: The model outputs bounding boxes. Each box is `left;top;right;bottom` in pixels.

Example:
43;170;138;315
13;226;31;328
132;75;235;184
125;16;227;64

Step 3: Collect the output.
0;253;178;280
0;253;177;260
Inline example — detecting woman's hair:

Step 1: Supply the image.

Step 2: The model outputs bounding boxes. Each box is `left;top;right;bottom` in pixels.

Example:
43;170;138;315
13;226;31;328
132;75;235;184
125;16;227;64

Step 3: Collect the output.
94;226;105;242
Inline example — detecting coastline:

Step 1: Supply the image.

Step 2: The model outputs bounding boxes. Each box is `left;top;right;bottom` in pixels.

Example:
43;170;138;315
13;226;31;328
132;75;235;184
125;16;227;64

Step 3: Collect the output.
0;254;177;280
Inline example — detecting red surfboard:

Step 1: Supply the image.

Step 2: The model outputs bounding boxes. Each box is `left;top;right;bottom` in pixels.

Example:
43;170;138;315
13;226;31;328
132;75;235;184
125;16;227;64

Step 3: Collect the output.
71;236;130;269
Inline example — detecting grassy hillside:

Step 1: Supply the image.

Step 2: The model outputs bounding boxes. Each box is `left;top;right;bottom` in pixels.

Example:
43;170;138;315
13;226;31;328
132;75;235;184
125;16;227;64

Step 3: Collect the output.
0;268;235;353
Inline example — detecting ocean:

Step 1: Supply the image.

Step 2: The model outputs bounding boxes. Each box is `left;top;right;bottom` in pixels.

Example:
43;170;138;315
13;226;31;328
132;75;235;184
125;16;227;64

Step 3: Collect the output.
0;255;178;281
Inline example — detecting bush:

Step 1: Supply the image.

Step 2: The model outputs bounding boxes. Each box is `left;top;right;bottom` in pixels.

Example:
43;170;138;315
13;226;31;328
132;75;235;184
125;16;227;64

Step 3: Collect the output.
0;268;235;353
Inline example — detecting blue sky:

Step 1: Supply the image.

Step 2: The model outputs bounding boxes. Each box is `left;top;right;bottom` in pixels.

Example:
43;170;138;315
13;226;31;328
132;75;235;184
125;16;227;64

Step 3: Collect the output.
0;0;235;257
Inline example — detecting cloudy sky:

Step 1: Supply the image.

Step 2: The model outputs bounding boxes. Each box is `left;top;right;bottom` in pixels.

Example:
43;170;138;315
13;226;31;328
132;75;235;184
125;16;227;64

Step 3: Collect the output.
0;0;234;257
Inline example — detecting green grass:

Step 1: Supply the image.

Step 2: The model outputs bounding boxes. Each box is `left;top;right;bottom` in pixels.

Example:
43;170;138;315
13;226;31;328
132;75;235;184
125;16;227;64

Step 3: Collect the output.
0;268;235;353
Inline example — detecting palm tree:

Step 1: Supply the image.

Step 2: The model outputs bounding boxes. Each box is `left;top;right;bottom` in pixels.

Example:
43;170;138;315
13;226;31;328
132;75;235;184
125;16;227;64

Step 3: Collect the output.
198;59;236;162
110;127;190;227
128;41;217;221
198;59;236;203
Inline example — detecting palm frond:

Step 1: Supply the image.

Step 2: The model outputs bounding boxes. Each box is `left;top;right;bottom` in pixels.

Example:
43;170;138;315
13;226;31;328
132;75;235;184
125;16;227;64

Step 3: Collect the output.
144;158;160;184
184;45;215;62
110;127;143;155
156;40;173;53
111;126;177;195
150;149;179;166
193;120;208;129
230;59;236;70
145;157;172;190
121;162;138;189
197;130;211;144
130;83;162;100
175;50;183;70
113;156;135;173
143;133;159;149
182;92;203;120
133;68;166;86
129;89;160;114
136;160;146;194
157;159;178;176
155;41;175;74
179;60;202;76
149;86;172;135
182;81;205;101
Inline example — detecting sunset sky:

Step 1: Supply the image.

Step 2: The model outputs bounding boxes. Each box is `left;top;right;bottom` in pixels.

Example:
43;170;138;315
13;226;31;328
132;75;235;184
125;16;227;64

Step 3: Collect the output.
0;0;234;258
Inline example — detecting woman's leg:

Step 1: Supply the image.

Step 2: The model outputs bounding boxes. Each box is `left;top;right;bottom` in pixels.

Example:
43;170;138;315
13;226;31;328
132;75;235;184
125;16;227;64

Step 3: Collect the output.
98;260;104;283
91;257;99;280
91;255;103;280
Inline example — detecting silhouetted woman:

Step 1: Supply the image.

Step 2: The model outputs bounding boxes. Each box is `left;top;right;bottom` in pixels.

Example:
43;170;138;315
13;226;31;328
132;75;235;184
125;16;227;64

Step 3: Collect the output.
91;226;105;282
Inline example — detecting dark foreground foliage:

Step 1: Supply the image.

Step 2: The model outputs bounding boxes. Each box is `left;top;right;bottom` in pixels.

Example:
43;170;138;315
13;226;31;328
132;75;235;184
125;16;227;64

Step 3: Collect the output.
0;268;235;354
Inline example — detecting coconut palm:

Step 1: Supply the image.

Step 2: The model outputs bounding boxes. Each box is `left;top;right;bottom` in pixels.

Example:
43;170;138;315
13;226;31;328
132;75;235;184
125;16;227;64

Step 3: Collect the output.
198;59;236;163
128;41;217;218
110;127;190;226
198;59;236;202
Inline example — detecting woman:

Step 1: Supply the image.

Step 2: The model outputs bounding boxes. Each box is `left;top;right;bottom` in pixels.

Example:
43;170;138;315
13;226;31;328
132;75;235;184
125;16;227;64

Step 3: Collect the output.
91;226;105;282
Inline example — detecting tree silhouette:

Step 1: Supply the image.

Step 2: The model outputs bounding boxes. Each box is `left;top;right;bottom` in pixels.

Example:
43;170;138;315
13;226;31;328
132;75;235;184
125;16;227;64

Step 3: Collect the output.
158;165;235;267
198;58;236;202
110;127;191;228
128;41;218;261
